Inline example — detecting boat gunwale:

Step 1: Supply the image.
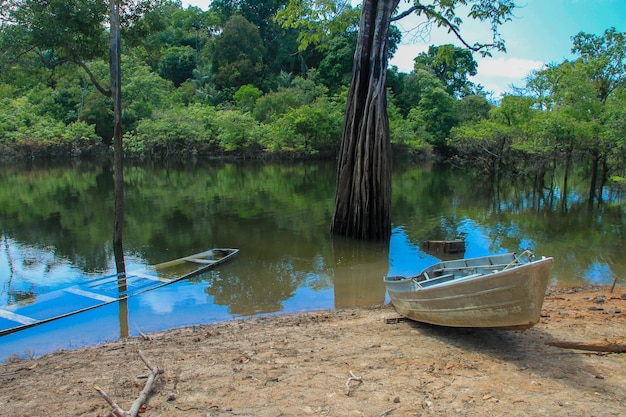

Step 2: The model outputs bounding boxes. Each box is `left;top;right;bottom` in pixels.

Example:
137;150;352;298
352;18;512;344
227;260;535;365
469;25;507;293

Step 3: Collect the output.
385;256;553;292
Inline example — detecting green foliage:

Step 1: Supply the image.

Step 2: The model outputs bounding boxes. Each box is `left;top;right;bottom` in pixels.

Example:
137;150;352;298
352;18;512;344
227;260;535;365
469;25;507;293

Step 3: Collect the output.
253;76;328;123
261;97;342;154
491;95;535;126
387;99;429;153
604;88;626;152
127;104;218;157
215;109;263;152
571;27;626;103
456;94;492;124
392;69;459;149
11;0;108;61
233;84;263;112
314;31;357;92
0;0;623;177
275;0;360;52
158;46;197;87
0;90;101;157
211;15;265;91
123;57;175;128
413;44;479;97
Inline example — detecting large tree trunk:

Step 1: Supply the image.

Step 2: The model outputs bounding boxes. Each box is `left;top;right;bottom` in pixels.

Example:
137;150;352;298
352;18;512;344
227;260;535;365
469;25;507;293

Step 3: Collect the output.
331;0;398;241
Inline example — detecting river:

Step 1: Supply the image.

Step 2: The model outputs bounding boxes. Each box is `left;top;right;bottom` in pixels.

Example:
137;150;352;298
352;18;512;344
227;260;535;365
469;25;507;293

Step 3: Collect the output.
1;160;624;360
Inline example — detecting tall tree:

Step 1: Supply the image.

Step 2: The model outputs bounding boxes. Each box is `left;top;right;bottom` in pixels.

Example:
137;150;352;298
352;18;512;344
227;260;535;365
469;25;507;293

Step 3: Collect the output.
1;0;158;254
110;0;124;254
329;0;516;240
3;0;110;95
211;15;264;92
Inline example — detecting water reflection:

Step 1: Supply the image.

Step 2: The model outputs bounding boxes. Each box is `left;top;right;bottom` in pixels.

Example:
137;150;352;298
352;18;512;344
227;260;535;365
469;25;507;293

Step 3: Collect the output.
0;160;624;359
330;237;389;308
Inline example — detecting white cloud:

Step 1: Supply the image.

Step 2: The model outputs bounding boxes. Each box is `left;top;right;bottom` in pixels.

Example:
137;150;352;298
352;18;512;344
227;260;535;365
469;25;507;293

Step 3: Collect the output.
471;57;545;97
476;57;545;78
392;46;546;97
390;44;428;72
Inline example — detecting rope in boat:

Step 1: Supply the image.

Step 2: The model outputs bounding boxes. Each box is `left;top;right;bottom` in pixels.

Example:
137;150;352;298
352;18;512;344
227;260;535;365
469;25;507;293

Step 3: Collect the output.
502;250;534;270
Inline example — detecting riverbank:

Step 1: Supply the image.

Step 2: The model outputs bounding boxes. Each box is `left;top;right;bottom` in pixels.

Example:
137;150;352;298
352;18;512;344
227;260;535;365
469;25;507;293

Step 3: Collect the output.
1;285;625;416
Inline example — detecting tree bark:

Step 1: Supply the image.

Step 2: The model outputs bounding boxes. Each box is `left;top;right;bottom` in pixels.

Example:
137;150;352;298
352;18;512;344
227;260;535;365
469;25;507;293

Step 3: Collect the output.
331;0;398;241
588;150;599;206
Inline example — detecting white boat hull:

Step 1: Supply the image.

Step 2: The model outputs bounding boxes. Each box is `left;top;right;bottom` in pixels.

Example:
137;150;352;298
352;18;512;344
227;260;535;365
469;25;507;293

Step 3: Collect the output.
384;254;553;329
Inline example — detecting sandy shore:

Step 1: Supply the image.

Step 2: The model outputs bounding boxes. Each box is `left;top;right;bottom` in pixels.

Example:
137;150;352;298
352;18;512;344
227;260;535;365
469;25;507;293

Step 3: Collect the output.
1;286;625;417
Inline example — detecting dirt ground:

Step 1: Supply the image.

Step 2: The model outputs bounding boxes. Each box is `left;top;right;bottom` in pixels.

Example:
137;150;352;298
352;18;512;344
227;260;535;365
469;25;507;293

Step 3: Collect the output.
1;285;625;417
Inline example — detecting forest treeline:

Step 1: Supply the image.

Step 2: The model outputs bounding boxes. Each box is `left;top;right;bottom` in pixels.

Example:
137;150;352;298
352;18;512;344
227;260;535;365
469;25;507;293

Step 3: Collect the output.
0;1;625;194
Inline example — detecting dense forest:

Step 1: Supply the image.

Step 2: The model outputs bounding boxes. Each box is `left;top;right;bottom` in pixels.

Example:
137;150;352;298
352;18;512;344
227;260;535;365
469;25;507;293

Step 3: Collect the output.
0;1;625;197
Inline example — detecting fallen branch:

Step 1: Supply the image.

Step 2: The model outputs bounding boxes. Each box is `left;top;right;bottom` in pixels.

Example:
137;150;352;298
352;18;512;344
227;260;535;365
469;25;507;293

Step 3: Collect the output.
0;363;37;377
94;385;126;417
94;350;164;417
546;338;626;353
138;330;153;341
377;407;398;417
345;370;363;396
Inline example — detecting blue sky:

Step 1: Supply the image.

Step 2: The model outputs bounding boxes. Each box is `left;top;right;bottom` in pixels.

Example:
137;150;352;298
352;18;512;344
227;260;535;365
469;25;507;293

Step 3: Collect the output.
183;0;626;97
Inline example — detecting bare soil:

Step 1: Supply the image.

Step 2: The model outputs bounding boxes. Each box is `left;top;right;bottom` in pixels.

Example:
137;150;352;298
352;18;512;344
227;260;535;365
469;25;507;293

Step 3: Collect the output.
1;286;625;417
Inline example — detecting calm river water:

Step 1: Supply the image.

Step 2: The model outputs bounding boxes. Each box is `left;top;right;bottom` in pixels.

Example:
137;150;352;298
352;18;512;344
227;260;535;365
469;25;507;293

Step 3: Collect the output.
1;160;624;360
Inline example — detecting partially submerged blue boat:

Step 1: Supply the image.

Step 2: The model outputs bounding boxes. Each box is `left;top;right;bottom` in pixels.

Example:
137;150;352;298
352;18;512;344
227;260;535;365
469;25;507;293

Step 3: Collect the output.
0;248;238;336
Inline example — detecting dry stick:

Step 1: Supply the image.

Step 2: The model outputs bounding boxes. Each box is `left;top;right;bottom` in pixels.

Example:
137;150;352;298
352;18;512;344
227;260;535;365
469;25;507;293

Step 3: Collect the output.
93;385;126;417
94;350;164;417
138;330;153;341
377;408;398;417
345;370;363;396
128;350;164;416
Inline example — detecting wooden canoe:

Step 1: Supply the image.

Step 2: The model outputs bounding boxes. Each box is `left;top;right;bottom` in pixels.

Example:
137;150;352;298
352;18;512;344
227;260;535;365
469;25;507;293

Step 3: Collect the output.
384;252;553;329
0;248;238;336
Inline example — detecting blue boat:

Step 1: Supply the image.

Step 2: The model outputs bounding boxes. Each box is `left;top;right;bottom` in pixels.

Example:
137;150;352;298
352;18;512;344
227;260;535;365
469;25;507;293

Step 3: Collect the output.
0;248;239;336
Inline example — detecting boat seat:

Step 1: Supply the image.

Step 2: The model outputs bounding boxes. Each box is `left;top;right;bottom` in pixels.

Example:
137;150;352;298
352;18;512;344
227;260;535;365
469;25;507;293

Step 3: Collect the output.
457;273;483;281
186;259;217;264
421;273;455;287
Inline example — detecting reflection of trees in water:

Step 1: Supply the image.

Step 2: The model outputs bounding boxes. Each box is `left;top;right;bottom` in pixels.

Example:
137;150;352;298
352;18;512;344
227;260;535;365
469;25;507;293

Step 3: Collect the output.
1;235;47;305
1;161;624;296
331;237;389;309
113;242;128;338
393;165;625;285
205;258;313;316
203;237;390;315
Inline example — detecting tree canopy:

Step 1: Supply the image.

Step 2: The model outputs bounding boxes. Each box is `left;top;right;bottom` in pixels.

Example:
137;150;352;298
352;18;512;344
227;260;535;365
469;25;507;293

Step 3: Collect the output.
0;0;624;225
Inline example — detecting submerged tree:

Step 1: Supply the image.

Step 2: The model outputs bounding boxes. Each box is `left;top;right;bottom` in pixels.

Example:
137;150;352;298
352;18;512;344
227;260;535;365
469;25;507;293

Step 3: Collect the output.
328;0;517;240
278;0;516;239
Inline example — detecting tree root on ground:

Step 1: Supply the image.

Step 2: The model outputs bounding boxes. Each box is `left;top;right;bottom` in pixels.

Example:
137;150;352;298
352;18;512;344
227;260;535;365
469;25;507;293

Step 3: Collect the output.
546;338;626;353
